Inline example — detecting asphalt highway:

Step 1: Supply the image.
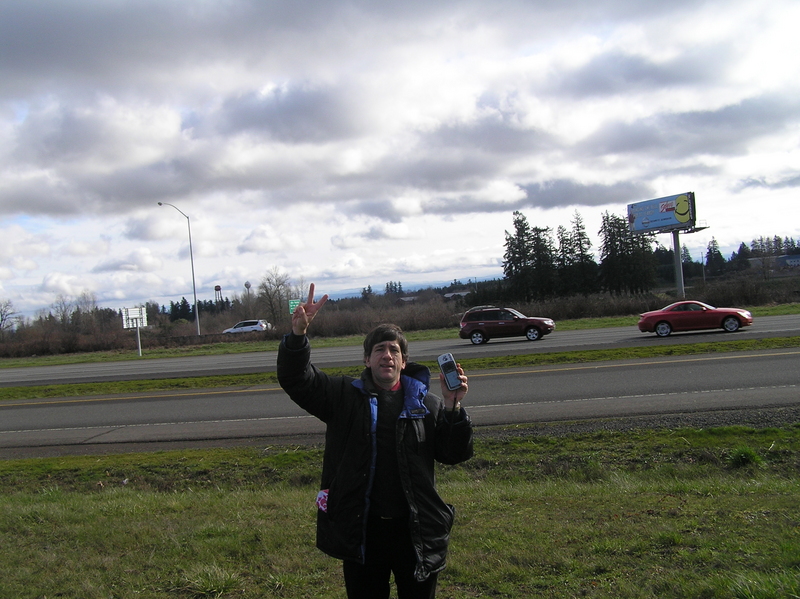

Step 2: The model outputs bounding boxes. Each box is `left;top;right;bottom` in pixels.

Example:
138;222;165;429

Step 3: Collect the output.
0;315;798;457
2;314;799;387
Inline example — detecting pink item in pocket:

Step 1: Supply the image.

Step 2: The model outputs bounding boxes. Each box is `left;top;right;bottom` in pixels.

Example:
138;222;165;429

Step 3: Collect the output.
316;489;329;512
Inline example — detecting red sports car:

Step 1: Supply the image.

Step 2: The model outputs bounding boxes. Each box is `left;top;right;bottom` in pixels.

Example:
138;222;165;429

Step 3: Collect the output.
638;301;753;337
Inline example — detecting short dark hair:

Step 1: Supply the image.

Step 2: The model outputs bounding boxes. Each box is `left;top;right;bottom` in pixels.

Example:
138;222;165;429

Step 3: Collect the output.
363;323;409;361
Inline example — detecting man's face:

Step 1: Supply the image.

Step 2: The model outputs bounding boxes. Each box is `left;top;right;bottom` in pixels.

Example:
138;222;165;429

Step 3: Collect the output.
365;340;407;390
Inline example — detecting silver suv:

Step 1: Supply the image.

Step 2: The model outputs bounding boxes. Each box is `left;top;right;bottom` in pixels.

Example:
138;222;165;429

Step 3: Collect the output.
222;319;273;334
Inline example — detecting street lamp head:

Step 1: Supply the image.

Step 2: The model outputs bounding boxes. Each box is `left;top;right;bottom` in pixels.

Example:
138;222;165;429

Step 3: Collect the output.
158;202;163;206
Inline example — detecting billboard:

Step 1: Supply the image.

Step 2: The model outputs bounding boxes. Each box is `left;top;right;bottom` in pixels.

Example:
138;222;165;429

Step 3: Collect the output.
627;192;695;234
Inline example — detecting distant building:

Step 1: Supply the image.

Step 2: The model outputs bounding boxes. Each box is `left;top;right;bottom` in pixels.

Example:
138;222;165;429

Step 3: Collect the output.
444;291;471;301
748;255;800;271
779;255;800;268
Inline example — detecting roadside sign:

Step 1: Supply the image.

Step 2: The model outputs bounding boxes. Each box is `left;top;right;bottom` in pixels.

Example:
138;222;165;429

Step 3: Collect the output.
121;307;147;357
288;299;301;315
122;307;147;329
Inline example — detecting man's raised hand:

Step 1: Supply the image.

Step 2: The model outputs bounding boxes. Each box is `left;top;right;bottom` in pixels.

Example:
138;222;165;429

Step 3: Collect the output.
291;283;329;336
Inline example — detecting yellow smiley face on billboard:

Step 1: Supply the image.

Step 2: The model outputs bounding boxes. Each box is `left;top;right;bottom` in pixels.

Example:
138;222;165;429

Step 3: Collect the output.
674;194;691;223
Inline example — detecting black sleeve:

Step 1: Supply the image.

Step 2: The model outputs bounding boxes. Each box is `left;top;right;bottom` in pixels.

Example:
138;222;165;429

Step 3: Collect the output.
277;333;341;423
434;404;473;465
283;331;307;350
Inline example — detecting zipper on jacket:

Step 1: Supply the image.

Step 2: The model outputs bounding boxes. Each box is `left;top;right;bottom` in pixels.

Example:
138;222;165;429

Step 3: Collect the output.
359;394;379;563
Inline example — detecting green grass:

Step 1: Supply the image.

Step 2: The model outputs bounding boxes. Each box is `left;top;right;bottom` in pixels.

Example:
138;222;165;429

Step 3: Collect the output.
1;424;799;598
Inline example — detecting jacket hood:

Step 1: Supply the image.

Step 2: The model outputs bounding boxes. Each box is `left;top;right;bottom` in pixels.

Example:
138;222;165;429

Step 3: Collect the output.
401;361;431;388
353;361;431;419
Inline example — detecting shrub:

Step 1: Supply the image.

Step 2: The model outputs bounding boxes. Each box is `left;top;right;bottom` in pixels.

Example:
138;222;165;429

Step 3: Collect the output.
727;446;763;469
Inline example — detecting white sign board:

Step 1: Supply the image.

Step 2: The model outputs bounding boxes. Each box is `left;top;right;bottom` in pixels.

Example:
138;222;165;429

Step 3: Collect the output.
122;307;148;329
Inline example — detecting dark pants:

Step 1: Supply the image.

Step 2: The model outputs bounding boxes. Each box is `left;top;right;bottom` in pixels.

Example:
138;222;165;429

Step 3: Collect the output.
342;516;439;599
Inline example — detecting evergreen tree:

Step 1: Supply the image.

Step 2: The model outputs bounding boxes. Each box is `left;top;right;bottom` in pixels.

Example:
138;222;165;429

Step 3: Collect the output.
750;236;768;258
705;237;727;276
729;242;752;272
502;211;557;301
555;225;575;295
653;244;674;282
681;244;693;264
570;210;599;295
384;281;403;295
598;211;656;294
629;233;657;293
555;225;573;270
503;211;535;301
170;297;193;321
528;225;557;300
555;213;599;296
597;212;629;295
681;244;703;279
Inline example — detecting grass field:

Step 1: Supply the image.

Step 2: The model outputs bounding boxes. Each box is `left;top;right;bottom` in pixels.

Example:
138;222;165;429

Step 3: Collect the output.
1;424;798;598
1;306;799;597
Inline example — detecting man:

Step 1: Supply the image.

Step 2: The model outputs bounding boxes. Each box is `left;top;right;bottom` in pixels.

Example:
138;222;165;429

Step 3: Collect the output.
277;284;473;599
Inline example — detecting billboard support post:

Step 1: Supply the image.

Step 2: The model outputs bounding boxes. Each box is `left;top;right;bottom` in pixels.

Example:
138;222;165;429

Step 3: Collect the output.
672;230;685;299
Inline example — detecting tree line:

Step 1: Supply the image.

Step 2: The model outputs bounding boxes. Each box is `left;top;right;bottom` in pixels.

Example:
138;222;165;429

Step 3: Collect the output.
1;210;798;356
500;209;800;304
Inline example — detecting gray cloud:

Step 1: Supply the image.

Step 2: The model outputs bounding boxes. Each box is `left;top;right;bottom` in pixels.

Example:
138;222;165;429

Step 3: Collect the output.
736;173;800;191
0;178;85;216
342;199;408;224
551;45;732;98
15;105;107;164
520;179;654;209
0;2;348;97
82;161;204;208
0;0;703;100
213;84;364;142
426;117;555;156
580;94;800;158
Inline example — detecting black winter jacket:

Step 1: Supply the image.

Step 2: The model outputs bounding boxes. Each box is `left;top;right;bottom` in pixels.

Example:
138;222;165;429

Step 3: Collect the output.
277;334;473;581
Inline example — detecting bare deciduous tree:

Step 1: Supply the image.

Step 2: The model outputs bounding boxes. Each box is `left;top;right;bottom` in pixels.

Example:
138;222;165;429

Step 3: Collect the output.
258;266;291;327
292;276;308;303
52;295;73;328
0;299;18;338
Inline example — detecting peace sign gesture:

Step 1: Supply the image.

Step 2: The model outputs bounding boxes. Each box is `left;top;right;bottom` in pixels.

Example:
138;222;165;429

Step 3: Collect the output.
291;283;329;336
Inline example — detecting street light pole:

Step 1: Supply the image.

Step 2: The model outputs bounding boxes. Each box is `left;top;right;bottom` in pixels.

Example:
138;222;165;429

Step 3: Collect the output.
158;202;201;336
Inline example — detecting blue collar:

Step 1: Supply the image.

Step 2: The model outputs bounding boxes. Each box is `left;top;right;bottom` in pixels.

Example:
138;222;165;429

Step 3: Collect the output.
353;365;431;419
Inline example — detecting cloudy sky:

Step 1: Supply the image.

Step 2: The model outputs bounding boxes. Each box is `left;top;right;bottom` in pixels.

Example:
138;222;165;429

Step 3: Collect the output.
2;0;799;319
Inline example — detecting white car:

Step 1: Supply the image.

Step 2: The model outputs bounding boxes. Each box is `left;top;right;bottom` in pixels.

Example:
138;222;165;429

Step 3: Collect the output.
222;320;272;334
